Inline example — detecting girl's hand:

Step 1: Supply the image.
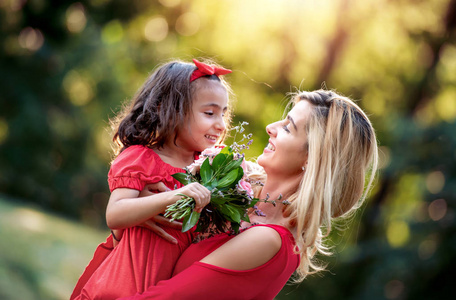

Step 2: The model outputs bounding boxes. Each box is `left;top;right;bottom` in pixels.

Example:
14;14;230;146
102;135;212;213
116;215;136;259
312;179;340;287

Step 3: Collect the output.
177;182;211;213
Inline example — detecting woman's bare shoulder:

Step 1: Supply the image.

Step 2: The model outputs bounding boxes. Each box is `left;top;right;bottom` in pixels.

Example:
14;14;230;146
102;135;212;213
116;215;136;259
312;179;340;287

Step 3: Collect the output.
200;225;283;270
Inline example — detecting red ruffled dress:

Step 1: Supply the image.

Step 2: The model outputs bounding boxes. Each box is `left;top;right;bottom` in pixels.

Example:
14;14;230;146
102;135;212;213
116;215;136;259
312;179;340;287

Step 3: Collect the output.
120;224;300;300
71;145;194;300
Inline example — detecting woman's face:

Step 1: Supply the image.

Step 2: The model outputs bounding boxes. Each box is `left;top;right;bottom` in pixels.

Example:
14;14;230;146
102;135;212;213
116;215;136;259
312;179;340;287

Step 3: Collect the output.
258;100;313;178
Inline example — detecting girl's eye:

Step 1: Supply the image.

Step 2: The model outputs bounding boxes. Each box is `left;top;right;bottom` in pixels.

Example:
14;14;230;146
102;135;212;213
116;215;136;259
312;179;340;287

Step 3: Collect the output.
204;112;214;116
282;125;290;133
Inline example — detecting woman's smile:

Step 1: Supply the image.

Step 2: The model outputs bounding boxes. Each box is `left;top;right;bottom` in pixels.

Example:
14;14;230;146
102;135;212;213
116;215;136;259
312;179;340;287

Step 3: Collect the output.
264;140;276;152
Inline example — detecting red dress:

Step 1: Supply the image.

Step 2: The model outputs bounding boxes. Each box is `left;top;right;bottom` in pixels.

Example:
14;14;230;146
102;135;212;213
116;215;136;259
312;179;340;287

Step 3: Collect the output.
120;224;300;300
71;145;194;300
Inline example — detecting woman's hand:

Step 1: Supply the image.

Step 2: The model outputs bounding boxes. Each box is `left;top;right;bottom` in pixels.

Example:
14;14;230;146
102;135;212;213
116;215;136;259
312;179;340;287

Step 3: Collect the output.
139;182;171;197
139;215;183;244
112;182;174;247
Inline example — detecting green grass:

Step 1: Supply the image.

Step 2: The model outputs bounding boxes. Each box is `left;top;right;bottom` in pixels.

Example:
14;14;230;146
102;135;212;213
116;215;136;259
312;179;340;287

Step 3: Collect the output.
0;196;109;300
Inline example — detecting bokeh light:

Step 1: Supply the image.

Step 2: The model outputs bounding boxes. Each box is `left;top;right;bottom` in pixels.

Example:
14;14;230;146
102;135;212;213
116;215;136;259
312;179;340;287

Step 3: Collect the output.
18;27;44;51
159;0;181;8
8;0;27;12
426;171;445;194
175;12;200;36
434;88;456;122
386;220;410;248
418;238;437;260
102;20;124;44
384;280;405;300
144;16;168;42
0;118;8;145
66;3;87;33
428;198;447;221
62;70;95;106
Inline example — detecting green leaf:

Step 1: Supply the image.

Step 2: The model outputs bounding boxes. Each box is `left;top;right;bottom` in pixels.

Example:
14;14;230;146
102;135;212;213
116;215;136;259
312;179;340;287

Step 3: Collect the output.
235;167;244;183
240;212;250;222
209;179;218;189
220;146;232;155
249;198;259;207
230;222;240;234
200;158;213;184
211;152;229;171
172;172;190;185
217;168;239;188
222;157;243;174
219;204;241;223
182;210;201;232
211;196;226;205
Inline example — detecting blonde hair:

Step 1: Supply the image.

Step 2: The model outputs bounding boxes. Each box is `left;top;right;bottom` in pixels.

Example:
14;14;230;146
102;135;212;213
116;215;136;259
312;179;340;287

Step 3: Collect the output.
283;89;379;282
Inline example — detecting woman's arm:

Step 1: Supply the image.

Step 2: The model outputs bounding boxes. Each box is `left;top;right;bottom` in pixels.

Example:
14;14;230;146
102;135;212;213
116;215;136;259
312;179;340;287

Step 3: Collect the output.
118;226;283;299
106;182;211;229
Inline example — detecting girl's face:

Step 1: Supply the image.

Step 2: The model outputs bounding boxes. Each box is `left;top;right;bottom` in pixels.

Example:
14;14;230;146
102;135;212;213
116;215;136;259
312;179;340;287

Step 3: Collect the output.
258;100;313;178
177;79;228;152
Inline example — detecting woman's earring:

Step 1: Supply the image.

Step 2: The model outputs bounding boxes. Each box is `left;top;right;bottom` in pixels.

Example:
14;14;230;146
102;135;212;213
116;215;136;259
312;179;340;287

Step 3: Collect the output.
302;166;306;171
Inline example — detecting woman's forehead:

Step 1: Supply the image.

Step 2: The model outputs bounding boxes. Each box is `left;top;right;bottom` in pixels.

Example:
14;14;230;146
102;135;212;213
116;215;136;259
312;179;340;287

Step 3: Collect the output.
288;100;313;125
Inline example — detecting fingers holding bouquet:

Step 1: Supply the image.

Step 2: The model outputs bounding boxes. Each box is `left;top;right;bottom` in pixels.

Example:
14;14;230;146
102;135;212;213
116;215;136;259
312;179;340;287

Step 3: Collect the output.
176;182;211;213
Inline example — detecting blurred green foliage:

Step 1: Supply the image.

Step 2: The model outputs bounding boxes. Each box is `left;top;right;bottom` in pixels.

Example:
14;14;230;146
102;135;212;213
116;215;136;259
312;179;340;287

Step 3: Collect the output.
1;0;455;299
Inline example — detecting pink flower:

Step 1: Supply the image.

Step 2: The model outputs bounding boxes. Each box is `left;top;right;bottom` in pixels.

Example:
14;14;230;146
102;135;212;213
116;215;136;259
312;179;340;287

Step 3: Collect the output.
187;146;223;175
238;180;254;198
187;157;205;175
200;146;223;159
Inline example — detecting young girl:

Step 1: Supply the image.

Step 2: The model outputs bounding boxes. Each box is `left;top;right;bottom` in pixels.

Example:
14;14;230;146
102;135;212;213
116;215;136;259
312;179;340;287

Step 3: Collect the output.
70;59;233;299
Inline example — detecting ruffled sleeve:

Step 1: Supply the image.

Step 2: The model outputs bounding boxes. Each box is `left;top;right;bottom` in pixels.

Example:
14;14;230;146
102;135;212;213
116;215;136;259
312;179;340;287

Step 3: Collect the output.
107;145;184;192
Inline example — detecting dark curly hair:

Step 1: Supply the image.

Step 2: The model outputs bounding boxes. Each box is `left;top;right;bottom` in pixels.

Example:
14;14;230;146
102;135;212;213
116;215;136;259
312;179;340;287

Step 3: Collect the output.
110;59;232;156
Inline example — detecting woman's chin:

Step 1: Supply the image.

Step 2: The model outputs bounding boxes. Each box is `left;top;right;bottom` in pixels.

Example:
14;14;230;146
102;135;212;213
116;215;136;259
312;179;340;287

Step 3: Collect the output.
257;154;266;167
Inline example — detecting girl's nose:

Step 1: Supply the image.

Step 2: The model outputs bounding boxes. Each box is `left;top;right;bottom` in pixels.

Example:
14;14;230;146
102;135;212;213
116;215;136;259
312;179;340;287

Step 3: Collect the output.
215;116;226;132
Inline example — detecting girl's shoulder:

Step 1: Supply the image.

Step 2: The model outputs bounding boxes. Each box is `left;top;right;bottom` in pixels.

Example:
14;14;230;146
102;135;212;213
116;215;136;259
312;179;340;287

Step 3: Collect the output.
113;145;163;168
110;145;182;177
108;145;184;191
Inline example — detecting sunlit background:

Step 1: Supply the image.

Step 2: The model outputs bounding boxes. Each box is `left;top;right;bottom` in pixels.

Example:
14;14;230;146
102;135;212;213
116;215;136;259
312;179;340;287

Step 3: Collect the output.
0;0;455;299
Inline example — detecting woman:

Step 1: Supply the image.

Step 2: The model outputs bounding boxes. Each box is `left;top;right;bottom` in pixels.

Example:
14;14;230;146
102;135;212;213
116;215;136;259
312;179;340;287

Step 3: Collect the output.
121;89;379;300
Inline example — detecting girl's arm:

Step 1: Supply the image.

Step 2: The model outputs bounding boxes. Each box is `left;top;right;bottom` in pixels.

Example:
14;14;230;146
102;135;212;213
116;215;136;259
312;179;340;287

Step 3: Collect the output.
106;182;210;229
111;182;183;246
118;226;283;299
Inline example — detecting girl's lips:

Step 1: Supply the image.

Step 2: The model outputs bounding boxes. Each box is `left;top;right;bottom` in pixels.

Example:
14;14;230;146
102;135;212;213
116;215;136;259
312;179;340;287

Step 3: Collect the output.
205;134;219;143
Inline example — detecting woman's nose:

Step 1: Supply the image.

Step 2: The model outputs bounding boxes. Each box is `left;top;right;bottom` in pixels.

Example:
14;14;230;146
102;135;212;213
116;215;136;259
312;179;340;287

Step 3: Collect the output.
266;122;278;136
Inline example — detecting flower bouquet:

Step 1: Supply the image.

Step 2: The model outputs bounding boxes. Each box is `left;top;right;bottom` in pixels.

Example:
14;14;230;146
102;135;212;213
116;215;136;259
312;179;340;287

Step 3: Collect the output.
164;124;257;235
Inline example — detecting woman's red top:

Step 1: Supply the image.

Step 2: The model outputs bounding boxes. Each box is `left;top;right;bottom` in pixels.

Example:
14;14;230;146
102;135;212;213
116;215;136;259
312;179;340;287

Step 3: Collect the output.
120;224;300;300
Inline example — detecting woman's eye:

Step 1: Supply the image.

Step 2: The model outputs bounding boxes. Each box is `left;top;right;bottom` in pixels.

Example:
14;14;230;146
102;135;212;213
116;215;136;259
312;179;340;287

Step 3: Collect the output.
204;112;214;116
282;125;290;133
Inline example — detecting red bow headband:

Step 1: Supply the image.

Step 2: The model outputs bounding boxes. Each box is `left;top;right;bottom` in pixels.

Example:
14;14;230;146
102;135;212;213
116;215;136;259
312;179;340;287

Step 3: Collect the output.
190;59;232;82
